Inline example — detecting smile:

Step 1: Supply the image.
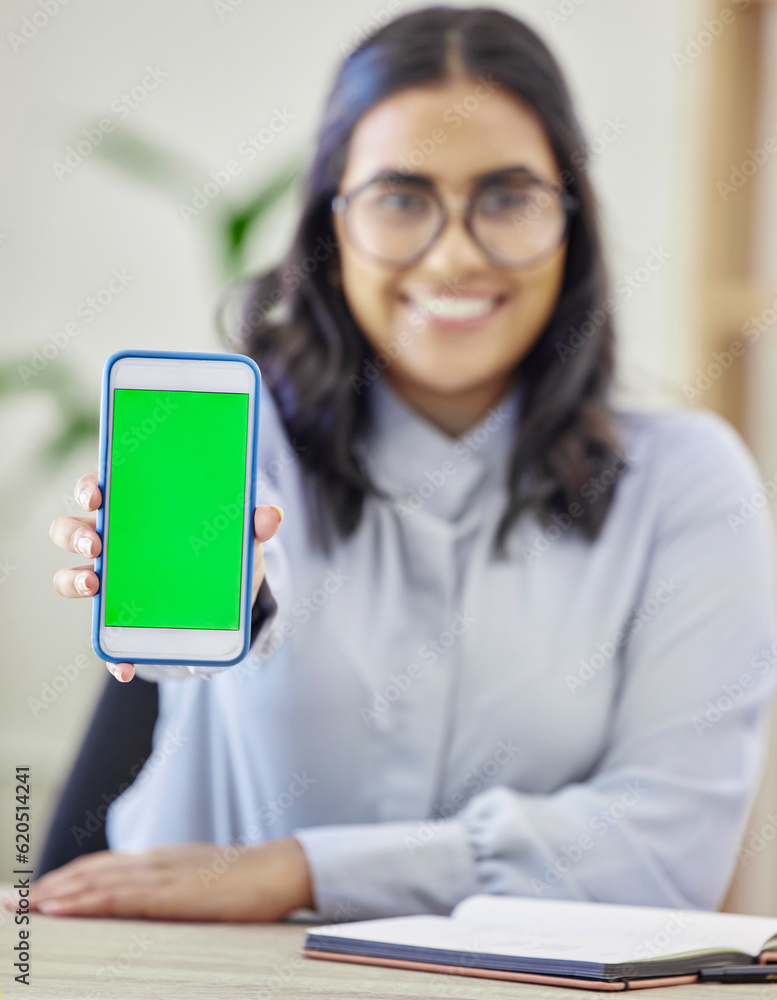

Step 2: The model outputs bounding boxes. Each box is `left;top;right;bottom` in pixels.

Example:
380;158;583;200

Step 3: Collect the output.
401;294;507;326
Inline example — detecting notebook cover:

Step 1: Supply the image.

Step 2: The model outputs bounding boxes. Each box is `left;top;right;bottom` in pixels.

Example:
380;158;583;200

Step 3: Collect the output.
301;948;701;990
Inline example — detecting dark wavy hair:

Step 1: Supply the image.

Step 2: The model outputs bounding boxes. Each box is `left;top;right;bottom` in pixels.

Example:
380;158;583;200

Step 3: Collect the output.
224;5;623;554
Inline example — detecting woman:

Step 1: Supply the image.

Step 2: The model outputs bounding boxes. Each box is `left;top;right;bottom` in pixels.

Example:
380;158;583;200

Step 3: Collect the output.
20;7;776;922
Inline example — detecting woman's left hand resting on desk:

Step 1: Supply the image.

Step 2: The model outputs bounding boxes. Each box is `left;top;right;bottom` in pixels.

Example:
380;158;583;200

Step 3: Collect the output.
2;837;313;921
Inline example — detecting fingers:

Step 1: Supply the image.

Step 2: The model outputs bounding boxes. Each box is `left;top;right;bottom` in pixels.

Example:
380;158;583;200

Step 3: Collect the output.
30;852;153;906
52;564;99;599
34;883;162;919
20;848;178;919
74;473;101;511
2;850;131;911
252;506;281;605
106;662;135;683
34;887;138;918
51;478;102;602
49;514;100;557
254;504;283;545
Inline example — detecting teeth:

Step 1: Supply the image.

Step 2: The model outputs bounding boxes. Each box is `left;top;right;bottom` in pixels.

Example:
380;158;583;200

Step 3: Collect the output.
411;296;498;319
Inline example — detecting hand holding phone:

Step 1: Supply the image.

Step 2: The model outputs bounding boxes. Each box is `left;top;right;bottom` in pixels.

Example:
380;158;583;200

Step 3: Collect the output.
49;350;284;681
50;480;283;680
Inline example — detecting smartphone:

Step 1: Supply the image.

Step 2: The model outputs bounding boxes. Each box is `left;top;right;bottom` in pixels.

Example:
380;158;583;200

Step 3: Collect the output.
92;349;260;666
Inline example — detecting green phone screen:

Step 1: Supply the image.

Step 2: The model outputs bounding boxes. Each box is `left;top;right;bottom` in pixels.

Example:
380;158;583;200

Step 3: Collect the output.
104;388;249;630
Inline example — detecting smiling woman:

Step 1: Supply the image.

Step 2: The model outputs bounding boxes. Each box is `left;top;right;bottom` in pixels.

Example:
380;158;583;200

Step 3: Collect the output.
25;5;777;925
238;14;620;547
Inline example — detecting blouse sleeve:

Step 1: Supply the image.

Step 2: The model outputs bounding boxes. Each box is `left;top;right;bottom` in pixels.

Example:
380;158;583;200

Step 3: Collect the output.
294;412;777;919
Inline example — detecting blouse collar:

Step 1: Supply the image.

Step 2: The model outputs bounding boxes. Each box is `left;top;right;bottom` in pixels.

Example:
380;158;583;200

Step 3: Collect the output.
357;373;522;522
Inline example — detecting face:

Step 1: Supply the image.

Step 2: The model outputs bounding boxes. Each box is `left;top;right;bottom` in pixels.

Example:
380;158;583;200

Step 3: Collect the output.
332;75;568;421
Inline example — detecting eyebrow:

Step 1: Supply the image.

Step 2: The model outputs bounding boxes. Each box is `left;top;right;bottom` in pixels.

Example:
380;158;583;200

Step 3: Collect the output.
366;165;547;188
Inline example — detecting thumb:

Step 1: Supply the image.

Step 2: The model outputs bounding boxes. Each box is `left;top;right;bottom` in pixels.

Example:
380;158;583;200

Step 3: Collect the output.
254;504;283;546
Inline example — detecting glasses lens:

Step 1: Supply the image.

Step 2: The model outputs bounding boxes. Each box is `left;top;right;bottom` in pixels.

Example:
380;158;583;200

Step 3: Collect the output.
345;180;441;264
471;175;567;266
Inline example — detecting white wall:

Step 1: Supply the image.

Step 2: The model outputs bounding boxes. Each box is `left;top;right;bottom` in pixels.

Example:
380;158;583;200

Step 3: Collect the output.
0;0;737;884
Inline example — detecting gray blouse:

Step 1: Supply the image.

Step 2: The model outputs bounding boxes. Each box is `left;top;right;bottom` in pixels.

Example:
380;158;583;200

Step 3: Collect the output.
105;373;777;920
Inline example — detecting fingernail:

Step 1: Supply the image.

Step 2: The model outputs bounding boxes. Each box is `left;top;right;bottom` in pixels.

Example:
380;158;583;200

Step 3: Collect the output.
76;532;92;557
76;573;90;595
78;490;91;509
270;505;284;523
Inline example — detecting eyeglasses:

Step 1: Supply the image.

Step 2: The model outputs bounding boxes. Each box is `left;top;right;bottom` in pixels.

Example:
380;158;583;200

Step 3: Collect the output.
331;167;579;270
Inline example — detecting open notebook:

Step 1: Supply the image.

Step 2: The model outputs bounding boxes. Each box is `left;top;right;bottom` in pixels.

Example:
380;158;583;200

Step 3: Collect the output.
302;895;777;991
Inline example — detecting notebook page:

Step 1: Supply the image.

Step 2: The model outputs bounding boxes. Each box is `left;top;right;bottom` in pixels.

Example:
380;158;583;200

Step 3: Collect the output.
450;896;777;961
306;914;676;963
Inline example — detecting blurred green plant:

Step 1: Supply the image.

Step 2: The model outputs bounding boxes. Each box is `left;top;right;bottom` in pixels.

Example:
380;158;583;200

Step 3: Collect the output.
96;127;303;280
1;125;303;469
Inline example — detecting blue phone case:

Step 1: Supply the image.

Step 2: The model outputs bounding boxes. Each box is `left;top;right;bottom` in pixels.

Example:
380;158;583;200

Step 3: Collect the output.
91;349;261;667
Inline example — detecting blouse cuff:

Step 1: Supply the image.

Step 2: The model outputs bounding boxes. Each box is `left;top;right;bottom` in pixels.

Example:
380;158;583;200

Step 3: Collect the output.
292;818;480;921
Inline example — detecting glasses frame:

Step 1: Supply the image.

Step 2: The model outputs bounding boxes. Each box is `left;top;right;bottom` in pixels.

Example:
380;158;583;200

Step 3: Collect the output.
331;168;580;270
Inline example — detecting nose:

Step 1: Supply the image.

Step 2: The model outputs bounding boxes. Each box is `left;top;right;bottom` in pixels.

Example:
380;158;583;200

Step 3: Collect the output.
420;193;491;273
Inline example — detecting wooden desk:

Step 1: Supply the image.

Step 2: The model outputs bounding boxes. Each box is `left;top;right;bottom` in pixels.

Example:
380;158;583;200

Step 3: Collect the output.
2;884;776;999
